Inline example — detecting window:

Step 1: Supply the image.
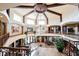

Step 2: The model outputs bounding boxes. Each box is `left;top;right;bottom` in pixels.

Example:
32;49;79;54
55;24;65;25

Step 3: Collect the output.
38;20;46;25
14;14;22;23
26;19;34;25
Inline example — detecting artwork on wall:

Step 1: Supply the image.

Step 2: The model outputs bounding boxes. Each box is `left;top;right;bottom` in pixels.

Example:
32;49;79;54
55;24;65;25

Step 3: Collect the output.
10;24;22;36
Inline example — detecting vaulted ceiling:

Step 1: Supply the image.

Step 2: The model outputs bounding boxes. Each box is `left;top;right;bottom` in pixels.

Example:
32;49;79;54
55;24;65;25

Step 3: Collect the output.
0;3;79;25
9;3;79;22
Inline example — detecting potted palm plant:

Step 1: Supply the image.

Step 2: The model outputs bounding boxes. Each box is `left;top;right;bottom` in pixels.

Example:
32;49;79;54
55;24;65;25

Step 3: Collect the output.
55;38;64;52
76;48;79;56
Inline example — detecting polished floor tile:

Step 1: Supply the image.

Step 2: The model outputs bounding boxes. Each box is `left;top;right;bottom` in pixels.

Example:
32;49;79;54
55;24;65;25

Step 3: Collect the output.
31;43;65;56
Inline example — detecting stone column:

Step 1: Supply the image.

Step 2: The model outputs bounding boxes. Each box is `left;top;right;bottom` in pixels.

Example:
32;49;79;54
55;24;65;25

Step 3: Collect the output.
75;25;78;34
54;27;56;33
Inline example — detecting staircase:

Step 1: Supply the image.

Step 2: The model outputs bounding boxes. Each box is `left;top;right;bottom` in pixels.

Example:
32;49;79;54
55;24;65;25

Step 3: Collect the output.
0;33;9;47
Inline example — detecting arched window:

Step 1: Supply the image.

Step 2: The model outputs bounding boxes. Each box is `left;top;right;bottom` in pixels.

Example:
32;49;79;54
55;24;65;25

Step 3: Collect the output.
38;20;46;25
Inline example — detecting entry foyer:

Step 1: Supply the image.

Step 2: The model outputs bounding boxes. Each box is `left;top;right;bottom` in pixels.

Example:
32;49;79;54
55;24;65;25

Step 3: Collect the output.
0;3;79;56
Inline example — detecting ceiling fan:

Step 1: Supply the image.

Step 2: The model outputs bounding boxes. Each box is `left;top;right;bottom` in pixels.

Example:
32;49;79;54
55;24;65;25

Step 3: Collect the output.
16;3;65;22
17;3;65;13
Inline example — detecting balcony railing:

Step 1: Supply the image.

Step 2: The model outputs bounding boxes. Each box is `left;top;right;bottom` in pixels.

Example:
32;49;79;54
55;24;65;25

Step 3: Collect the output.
0;46;31;56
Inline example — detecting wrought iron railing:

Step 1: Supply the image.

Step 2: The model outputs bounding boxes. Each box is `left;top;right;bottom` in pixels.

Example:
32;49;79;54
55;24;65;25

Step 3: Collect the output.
0;47;30;56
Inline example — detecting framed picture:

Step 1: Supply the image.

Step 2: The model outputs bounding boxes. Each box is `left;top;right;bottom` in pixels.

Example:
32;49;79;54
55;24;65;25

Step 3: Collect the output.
10;24;22;36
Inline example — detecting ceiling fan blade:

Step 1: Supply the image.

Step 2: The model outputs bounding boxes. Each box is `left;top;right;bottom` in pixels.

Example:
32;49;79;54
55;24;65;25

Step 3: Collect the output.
35;13;39;24
43;13;48;20
16;5;34;8
43;13;48;24
24;10;34;16
47;9;61;16
47;3;65;8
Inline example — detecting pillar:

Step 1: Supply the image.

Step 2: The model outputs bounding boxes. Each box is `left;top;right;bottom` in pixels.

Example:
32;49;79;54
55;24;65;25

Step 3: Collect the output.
61;25;63;34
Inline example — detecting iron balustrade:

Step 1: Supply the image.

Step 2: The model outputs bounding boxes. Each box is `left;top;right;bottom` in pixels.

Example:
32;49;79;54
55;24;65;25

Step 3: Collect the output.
0;47;31;56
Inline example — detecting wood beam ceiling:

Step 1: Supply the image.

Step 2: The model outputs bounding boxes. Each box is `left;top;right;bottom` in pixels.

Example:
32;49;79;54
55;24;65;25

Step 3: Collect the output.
47;3;65;8
35;13;39;25
17;5;34;8
47;9;61;16
43;13;48;24
22;4;63;23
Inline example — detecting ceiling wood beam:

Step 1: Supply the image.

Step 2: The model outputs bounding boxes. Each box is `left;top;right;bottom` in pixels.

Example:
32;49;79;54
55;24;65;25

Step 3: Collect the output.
60;14;62;22
23;16;25;23
43;13;48;24
47;9;61;16
24;10;34;17
47;3;65;8
35;13;39;25
16;5;34;8
6;9;10;17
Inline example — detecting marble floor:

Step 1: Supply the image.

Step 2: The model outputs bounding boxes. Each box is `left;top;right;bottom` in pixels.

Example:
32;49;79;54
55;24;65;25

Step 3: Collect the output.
30;43;66;56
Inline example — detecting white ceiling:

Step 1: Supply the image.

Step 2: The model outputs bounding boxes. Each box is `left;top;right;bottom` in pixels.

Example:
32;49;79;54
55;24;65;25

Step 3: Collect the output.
10;8;33;16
